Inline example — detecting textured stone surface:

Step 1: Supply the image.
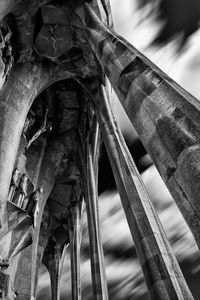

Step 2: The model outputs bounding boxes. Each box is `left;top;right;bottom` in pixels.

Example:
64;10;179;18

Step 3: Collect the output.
93;83;193;299
85;141;108;300
43;237;62;300
35;25;73;61
0;1;198;299
83;3;200;249
69;200;82;300
0;63;51;223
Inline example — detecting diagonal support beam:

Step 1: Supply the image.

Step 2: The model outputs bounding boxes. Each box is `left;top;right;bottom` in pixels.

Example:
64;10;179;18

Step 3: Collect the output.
93;83;194;300
80;3;200;249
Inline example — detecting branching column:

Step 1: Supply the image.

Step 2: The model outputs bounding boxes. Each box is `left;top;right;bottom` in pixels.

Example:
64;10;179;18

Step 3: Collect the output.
93;84;193;300
81;3;200;248
0;0;15;21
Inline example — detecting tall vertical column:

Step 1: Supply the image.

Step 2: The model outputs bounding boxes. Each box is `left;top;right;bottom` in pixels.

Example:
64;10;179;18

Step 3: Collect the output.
94;84;193;300
69;200;82;300
9;207;51;300
80;3;200;248
85;140;108;300
31;208;52;300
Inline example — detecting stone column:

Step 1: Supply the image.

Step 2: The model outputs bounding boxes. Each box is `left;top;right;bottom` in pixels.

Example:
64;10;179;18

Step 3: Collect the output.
42;236;64;300
0;0;15;21
30;134;68;299
81;3;200;248
93;83;194;299
69;200;82;300
85;140;108;300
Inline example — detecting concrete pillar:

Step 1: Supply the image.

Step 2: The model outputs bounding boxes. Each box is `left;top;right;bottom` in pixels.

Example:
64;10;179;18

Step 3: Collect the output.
42;237;64;300
93;83;194;300
30;134;69;299
85;141;108;300
82;3;200;248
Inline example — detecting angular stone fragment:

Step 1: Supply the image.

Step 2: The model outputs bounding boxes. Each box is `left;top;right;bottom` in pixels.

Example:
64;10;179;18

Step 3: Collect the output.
34;25;73;61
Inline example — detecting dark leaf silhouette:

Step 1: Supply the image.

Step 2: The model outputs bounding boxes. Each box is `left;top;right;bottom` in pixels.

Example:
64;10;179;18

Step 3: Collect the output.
137;0;200;47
